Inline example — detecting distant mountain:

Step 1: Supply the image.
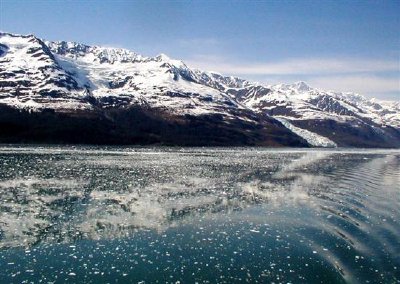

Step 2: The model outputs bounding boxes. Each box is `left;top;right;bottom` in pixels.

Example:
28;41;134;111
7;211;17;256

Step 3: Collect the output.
0;32;399;147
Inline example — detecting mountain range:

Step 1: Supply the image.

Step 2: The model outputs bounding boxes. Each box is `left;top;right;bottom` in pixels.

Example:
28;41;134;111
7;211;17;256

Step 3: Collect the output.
0;32;399;147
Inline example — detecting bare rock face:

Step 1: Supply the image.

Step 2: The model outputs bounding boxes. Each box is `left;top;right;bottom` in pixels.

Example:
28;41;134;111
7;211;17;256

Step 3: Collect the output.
0;32;399;147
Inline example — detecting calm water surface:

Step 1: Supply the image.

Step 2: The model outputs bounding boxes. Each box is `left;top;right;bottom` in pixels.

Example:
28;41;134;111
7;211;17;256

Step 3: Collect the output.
0;146;399;283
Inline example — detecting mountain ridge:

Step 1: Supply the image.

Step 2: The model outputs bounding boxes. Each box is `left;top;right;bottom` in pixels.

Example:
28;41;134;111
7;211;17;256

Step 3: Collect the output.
0;32;399;147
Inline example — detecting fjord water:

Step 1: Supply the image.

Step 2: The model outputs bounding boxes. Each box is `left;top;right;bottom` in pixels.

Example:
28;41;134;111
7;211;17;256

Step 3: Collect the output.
0;147;398;283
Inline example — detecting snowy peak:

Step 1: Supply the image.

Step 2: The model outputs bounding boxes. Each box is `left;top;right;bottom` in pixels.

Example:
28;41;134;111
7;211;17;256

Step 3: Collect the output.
155;53;170;62
46;40;146;64
47;41;189;67
0;32;56;68
0;32;87;110
292;81;311;92
268;81;312;94
46;41;90;57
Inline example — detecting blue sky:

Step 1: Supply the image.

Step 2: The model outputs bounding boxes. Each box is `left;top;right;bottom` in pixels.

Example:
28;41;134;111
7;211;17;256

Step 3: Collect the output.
0;0;399;100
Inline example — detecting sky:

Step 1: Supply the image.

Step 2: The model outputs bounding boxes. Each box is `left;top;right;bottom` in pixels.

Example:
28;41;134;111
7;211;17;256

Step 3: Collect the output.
0;0;399;100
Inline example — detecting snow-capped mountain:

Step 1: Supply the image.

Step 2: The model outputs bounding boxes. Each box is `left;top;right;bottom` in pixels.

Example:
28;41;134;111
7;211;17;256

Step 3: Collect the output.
0;32;399;147
215;80;400;147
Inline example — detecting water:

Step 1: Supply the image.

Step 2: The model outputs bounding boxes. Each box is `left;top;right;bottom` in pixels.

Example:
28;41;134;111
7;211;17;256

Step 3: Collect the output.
0;146;399;283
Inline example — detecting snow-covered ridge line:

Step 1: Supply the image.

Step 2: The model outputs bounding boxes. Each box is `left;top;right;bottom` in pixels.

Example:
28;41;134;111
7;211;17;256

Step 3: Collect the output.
0;32;246;117
0;31;399;148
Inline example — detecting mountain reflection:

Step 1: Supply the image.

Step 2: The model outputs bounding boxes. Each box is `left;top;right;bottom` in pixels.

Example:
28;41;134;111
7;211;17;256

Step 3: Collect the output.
0;148;398;249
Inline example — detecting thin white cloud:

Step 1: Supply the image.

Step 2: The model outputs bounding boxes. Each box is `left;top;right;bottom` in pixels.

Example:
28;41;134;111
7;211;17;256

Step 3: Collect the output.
186;56;399;75
308;75;400;95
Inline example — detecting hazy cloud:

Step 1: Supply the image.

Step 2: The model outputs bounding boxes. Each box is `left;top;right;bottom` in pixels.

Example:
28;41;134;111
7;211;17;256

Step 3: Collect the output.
186;56;399;75
308;75;399;96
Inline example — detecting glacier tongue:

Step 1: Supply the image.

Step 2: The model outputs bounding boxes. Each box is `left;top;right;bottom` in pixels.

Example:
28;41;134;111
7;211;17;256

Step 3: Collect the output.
275;118;337;148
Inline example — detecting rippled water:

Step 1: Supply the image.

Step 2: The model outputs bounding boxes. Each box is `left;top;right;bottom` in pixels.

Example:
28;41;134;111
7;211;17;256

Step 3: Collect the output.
0;146;399;283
